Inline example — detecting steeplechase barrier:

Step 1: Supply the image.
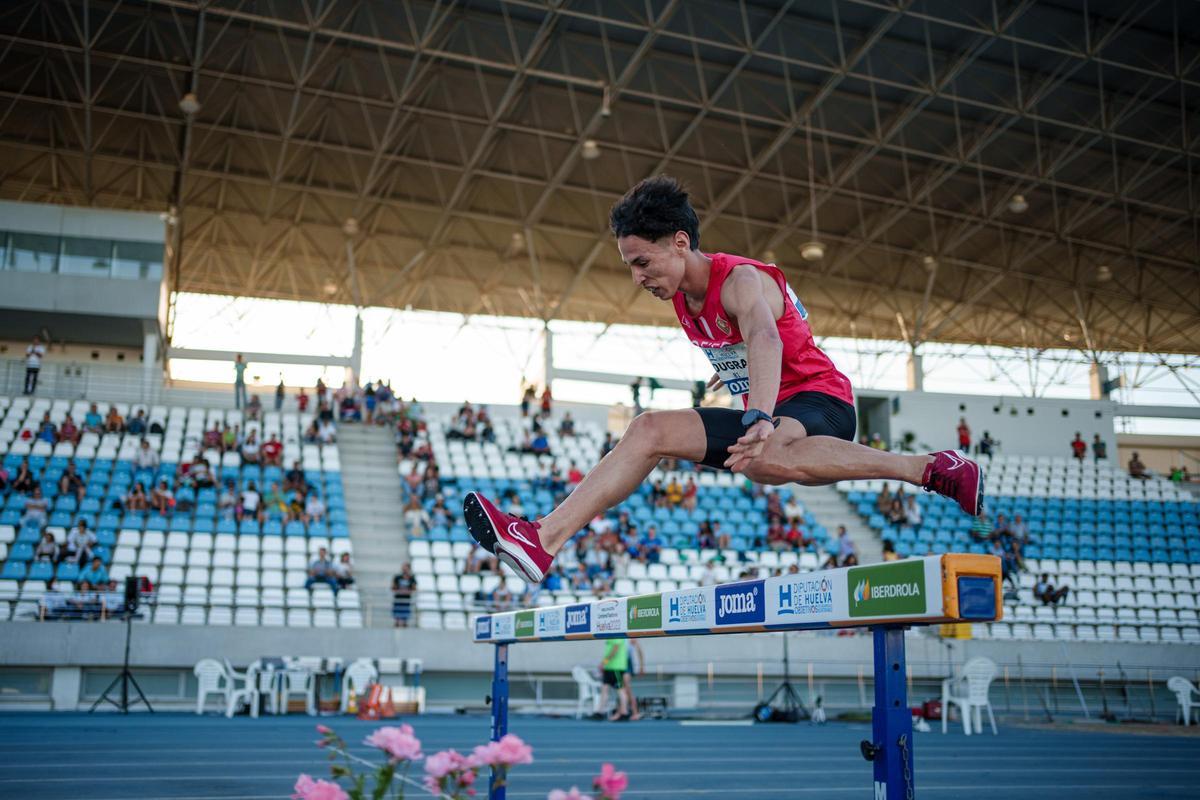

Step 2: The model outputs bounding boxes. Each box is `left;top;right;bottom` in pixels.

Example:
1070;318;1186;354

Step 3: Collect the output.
472;553;1002;799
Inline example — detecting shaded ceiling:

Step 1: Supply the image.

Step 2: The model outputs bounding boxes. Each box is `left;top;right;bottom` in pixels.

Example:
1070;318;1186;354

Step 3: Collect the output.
1;0;1198;354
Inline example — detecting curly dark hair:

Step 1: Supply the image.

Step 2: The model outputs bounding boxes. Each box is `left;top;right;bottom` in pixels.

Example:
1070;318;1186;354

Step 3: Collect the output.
609;175;701;250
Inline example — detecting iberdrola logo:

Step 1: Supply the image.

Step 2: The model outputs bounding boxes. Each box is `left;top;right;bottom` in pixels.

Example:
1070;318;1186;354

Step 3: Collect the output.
854;579;870;605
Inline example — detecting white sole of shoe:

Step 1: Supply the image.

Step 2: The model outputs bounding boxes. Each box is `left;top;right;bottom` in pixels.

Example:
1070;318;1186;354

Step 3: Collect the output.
495;546;543;583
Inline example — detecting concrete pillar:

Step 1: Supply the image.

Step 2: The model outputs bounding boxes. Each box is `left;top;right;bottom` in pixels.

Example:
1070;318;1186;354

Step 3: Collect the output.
50;666;82;711
542;325;554;391
905;352;924;392
349;313;364;387
1089;362;1108;400
142;331;159;402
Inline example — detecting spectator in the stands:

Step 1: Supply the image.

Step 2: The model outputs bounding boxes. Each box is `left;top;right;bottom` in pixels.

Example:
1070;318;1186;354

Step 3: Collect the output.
491;576;514;612
713;520;730;550
246;393;263;421
334;553;354;589
12;459;35;495
191;454;215;488
134;439;159;470
34;531;59;563
203;423;222;451
540;386;553;415
83;403;103;433
1034;574;1069;606
520;385;535;417
875;483;893;513
767;522;789;552
64;520;96;566
78;556;109;589
886;498;907;529
969;512;993;543
421;463;440;498
261;434;283;466
979;431;996;456
217;480;237;519
303;491;325;524
24;335;45;395
233;354;248;409
58;414;80;445
835;526;857;567
530;430;550;455
151;479;174;515
639;528;663;564
785;520;812;551
402;496;432;538
305;547;339;593
125;481;149;512
126;409;147;435
275;378;286;412
903;495;922;527
318;416;337;444
303;418;321;445
221;424;239;453
881;539;901;562
558;412;576;437
680;477;698;512
869;433;887;450
0;464;8;494
1070;432;1087;461
664;477;683;508
104;405;124;433
1092;434;1107;462
990;539;1018;591
21;486;49;528
1128;451;1148;479
392;565;416;628
284;460;306;492
465;542;498;574
36;412;56;444
58;460;86;503
956;418;971;453
237;481;261;522
297;388;309;413
601;432;615;459
262;482;287;520
240;430;261;465
699;560;719;586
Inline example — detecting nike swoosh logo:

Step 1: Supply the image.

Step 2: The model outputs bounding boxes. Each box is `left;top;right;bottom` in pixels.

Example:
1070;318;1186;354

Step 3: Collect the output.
943;452;967;471
506;522;536;548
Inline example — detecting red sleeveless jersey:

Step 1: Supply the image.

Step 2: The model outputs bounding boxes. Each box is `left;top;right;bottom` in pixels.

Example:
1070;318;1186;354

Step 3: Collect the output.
671;252;853;409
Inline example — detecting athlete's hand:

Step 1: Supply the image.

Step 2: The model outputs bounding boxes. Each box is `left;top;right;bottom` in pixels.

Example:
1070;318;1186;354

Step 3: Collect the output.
706;373;722;392
724;418;774;473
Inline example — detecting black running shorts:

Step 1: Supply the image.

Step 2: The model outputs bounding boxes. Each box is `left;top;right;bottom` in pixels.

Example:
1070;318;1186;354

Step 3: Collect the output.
694;391;857;471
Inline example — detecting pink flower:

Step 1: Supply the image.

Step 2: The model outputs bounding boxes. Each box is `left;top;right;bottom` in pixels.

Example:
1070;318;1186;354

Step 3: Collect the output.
425;749;470;780
364;725;423;762
315;724;333;735
292;774;349;800
592;763;628;799
471;734;533;767
548;789;593;800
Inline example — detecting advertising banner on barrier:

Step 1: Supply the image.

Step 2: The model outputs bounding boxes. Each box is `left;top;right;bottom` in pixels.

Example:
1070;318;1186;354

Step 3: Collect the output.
847;560;927;618
470;555;991;643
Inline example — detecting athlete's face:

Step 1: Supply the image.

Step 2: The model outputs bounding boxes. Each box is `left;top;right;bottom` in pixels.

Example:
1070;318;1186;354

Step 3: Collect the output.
618;233;689;301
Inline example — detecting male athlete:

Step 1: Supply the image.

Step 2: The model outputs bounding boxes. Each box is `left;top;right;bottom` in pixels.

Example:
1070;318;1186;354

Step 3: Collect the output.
464;176;983;582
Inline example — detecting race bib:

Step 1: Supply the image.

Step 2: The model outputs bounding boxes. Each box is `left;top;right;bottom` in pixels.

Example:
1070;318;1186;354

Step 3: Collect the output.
704;343;749;397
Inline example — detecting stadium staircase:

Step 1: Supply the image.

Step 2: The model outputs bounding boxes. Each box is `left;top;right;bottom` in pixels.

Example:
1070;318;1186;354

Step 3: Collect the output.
336;425;406;627
790;484;882;563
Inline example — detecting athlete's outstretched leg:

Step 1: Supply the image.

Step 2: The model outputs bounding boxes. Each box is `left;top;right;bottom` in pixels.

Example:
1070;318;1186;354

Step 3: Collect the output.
463;409;707;581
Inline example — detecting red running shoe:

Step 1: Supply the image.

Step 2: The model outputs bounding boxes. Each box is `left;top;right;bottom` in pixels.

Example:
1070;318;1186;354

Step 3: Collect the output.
922;450;985;517
463;491;553;582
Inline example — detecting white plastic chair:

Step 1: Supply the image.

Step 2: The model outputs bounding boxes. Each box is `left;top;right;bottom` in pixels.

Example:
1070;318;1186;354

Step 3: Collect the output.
341;658;378;713
941;657;998;736
194;658;230;714
279;666;318;715
1167;676;1200;725
224;659;262;718
571;665;603;719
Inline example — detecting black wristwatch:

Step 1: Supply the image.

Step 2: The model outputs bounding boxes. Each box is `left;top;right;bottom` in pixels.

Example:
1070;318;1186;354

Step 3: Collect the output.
740;408;776;429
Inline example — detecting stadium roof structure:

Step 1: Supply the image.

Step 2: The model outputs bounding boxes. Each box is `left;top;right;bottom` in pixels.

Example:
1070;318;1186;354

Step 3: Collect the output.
1;0;1198;355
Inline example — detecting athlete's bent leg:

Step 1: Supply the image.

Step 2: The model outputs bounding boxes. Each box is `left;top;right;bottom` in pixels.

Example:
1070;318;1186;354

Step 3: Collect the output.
537;409;707;553
741;420;927;486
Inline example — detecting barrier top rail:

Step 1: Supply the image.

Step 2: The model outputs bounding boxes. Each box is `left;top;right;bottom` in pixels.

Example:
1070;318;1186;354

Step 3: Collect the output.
471;554;1002;644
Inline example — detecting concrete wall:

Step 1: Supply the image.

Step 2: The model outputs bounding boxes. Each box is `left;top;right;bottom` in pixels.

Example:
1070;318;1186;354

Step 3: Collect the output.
0;271;162;321
859;388;1120;459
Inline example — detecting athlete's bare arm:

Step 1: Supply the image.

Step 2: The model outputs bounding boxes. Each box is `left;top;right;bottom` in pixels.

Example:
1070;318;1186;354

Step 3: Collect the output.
721;264;782;473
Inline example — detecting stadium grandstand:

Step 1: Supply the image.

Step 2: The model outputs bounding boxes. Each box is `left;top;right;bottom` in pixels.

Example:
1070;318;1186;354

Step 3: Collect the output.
1;1;1199;798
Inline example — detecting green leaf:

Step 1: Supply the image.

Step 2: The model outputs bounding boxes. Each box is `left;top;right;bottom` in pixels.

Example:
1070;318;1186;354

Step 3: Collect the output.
371;763;396;800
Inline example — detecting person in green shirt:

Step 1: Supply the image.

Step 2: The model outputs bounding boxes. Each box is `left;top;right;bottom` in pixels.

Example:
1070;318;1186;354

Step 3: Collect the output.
599;639;644;721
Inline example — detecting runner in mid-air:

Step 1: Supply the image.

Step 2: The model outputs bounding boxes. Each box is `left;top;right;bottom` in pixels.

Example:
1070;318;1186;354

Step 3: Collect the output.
464;176;983;582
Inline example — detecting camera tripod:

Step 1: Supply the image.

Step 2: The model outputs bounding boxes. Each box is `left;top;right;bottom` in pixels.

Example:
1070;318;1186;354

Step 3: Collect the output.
89;608;153;714
754;632;809;723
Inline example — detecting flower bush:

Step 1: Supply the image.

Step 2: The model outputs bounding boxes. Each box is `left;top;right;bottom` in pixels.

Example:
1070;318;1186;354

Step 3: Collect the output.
293;724;624;800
